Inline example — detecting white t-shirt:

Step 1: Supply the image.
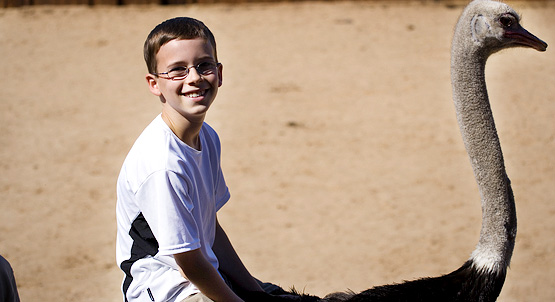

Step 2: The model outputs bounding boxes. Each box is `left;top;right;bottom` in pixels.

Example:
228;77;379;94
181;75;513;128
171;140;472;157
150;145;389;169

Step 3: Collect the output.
116;115;230;302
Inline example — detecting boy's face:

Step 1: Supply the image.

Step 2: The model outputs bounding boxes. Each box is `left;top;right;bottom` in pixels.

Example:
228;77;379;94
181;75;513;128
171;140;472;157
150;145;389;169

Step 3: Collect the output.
147;38;222;123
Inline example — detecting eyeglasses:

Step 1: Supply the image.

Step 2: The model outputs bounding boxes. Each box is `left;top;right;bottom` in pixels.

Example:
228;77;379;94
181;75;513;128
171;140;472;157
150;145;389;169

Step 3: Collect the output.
153;61;221;81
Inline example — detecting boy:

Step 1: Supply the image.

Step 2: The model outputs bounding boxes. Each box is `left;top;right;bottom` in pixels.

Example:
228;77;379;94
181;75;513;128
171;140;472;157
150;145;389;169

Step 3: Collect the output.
116;17;292;302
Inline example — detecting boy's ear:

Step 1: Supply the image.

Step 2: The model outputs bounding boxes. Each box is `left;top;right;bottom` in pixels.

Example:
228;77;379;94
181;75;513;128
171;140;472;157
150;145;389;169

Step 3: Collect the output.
217;63;223;87
146;74;162;96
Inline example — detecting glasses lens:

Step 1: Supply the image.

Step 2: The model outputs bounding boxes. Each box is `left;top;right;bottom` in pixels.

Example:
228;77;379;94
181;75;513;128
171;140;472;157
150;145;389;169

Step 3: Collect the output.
197;62;218;75
168;67;188;80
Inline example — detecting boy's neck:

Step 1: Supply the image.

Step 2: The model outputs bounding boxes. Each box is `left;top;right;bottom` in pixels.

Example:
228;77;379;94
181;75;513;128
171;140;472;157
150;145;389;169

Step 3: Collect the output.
161;111;203;150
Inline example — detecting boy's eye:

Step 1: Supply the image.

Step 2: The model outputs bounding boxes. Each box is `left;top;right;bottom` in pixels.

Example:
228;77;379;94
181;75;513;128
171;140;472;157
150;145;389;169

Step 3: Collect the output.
197;62;212;69
169;66;188;73
197;62;217;73
167;66;188;79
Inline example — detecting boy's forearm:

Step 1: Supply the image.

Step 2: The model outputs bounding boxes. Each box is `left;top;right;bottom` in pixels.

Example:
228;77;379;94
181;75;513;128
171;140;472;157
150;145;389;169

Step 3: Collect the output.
213;219;264;293
174;249;243;302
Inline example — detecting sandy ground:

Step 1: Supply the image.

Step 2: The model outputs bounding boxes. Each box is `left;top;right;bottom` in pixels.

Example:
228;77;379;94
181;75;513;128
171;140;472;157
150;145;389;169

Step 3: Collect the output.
0;1;554;301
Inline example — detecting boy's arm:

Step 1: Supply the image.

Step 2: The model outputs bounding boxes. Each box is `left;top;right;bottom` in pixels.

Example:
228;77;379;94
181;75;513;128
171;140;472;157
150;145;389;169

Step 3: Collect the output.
212;217;265;293
174;249;244;302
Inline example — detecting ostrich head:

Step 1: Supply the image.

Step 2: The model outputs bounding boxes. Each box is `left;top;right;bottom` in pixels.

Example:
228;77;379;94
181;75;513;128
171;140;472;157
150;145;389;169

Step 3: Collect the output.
454;0;547;58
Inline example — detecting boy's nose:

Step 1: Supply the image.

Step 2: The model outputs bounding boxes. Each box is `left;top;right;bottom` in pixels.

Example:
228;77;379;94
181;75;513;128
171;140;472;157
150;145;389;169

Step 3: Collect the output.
185;66;203;84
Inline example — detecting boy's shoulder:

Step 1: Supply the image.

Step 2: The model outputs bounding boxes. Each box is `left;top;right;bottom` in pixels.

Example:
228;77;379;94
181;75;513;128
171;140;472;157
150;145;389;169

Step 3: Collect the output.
129;115;172;157
199;121;219;141
122;117;220;175
121;115;178;180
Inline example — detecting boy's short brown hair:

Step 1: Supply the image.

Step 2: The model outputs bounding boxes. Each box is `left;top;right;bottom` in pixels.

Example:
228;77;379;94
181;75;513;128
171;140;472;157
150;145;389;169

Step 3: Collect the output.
144;17;218;74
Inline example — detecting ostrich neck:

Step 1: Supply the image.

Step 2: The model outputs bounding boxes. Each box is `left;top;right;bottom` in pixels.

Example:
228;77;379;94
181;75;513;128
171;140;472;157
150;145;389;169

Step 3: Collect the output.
450;47;517;272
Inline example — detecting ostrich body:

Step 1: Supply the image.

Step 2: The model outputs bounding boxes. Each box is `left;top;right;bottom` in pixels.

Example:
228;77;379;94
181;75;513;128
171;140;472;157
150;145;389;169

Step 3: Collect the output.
242;1;547;301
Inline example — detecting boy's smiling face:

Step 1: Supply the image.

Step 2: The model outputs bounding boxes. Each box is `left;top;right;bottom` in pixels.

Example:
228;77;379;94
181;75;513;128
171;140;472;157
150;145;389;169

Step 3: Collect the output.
147;38;222;123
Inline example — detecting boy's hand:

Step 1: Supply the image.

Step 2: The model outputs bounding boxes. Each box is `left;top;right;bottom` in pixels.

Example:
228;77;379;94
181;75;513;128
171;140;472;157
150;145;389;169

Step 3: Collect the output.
174;249;243;302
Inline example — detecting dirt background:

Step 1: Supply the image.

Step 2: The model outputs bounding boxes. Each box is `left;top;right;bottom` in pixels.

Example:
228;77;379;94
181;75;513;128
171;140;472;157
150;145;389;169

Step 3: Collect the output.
1;1;554;301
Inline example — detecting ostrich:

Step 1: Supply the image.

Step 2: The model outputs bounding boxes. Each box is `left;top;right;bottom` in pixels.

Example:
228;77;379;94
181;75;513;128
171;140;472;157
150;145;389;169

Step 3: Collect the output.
241;0;547;301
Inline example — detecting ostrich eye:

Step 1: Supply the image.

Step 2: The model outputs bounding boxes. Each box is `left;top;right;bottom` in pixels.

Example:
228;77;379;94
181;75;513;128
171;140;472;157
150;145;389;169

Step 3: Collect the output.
499;15;514;28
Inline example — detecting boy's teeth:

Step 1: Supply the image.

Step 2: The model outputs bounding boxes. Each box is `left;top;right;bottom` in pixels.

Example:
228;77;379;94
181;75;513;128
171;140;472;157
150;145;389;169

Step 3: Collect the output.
185;91;204;98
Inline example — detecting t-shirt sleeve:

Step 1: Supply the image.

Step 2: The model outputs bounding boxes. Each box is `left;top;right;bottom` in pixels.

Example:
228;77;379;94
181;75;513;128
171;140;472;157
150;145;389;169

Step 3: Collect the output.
214;166;230;212
136;170;201;256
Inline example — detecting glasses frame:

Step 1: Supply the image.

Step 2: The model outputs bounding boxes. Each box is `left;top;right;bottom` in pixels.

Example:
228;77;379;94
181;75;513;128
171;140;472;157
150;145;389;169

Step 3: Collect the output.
153;62;221;81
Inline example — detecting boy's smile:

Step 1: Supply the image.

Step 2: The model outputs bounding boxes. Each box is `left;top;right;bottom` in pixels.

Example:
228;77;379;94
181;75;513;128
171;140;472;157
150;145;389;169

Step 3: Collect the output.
183;90;205;99
147;38;223;127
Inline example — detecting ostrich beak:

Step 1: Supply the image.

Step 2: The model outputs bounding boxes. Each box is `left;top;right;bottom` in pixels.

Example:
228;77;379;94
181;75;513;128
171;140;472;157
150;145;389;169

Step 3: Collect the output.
504;25;548;52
